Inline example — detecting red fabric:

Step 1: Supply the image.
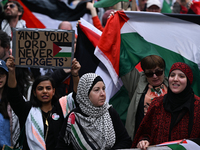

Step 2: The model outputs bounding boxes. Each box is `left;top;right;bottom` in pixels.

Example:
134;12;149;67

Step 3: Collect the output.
17;0;46;28
132;95;200;147
63;77;71;94
92;16;104;32
180;5;188;14
190;1;200;15
97;10;129;76
169;62;193;85
79;23;101;47
180;1;200;14
135;62;143;72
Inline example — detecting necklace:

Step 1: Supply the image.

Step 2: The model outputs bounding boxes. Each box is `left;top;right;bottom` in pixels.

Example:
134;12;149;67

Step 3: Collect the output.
42;111;52;127
42;111;52;142
42;105;54;126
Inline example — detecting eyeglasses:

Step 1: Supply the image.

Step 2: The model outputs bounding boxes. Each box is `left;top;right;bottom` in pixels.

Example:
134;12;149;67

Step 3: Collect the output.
4;3;16;10
145;70;163;78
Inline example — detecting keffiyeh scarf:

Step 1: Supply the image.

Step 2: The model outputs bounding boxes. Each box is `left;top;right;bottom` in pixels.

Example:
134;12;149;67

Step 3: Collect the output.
64;73;116;150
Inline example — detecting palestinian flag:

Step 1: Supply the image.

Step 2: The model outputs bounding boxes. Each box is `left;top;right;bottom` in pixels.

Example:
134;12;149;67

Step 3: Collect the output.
53;42;72;57
157;139;200;150
75;18;121;106
94;11;200;121
9;0;92;30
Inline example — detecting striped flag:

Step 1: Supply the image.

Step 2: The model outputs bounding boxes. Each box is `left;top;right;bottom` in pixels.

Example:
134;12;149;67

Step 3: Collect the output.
157;139;200;150
14;0;93;32
53;42;72;57
76;18;121;105
95;11;200;98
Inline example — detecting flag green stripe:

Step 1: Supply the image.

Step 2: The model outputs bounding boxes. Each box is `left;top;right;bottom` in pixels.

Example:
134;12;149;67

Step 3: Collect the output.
54;53;71;57
31;114;44;139
94;0;129;8
109;85;130;125
72;125;87;150
161;0;172;13
168;144;187;150
119;32;161;77
120;32;200;96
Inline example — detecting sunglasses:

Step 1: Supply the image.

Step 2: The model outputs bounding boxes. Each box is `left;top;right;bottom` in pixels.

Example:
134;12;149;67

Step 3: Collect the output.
4;3;16;9
145;70;163;77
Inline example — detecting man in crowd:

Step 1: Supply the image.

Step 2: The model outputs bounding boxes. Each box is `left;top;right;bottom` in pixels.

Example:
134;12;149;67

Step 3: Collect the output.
0;30;10;61
58;21;72;30
146;0;161;12
1;1;26;48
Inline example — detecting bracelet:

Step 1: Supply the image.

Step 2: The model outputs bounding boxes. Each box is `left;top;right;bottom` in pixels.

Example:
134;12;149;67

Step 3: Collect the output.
72;74;79;77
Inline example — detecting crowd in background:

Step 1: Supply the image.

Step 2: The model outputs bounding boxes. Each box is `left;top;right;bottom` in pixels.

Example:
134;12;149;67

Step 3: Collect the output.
0;0;199;150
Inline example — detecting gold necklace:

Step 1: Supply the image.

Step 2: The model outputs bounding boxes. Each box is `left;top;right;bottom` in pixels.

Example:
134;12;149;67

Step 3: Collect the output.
42;111;51;126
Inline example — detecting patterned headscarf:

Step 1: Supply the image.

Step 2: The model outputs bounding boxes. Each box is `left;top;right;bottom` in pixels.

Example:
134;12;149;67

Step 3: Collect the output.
75;73;116;149
169;62;193;85
167;62;194;111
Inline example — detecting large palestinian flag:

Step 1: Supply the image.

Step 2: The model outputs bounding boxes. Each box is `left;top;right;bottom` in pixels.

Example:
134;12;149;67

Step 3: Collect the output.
95;11;200;97
75;18;121;104
12;0;92;30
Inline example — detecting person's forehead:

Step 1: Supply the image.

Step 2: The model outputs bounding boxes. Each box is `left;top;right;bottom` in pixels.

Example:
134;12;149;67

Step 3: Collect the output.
148;5;160;8
7;2;15;5
6;2;18;8
145;66;162;72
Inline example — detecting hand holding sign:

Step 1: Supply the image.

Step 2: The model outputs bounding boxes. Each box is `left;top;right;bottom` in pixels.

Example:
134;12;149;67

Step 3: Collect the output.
6;55;17;88
12;28;75;69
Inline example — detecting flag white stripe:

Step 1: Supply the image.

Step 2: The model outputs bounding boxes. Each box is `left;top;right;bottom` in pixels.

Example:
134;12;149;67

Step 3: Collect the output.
80;18;102;36
33;12;93;34
181;140;200;150
59;46;72;53
81;18;120;102
121;11;200;68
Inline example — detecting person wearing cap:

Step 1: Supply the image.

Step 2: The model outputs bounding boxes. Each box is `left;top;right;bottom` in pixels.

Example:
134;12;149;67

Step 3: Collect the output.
146;0;161;12
0;59;11;149
132;62;200;149
56;73;132;150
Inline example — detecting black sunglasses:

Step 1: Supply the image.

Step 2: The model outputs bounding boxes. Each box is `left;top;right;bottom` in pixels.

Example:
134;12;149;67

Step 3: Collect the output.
145;70;163;77
4;3;16;9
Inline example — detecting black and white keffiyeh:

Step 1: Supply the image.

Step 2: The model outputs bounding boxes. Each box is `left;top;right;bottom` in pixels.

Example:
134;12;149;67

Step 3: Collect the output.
69;73;116;149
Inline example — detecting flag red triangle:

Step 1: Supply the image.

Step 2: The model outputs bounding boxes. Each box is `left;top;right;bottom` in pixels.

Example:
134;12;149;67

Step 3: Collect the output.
53;43;62;56
79;23;100;47
17;0;46;28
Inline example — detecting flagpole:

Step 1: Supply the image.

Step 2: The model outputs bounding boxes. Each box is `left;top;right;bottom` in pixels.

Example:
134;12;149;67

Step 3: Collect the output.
131;0;137;11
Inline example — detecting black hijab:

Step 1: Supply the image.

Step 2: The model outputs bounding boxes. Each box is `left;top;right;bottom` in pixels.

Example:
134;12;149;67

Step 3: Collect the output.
163;62;195;140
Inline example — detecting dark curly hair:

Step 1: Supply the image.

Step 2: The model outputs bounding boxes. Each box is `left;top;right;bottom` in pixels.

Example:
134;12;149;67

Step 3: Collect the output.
0;30;10;49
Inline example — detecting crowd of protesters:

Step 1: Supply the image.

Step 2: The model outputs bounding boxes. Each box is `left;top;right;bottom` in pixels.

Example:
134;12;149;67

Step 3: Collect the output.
0;0;199;150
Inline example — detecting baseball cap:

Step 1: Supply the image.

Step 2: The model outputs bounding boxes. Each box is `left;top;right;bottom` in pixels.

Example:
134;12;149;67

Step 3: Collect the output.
0;59;8;72
147;0;161;8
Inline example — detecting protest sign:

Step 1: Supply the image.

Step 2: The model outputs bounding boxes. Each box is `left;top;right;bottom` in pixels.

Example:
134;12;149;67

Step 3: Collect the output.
12;28;75;68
